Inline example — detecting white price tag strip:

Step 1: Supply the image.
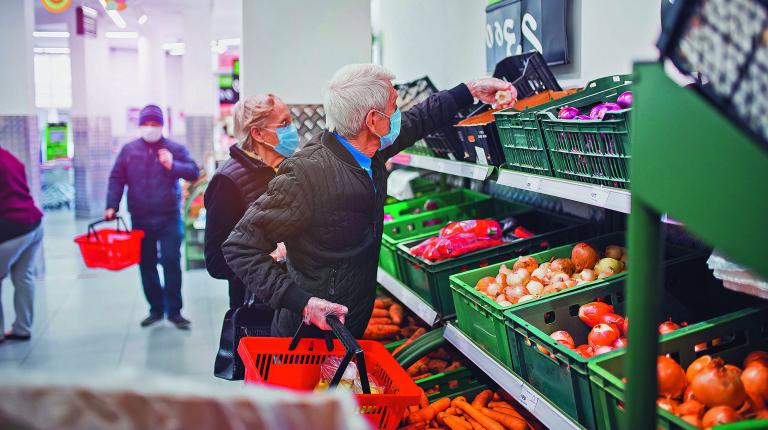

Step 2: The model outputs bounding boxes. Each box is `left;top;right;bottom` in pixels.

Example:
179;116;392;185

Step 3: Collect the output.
589;188;610;206
524;176;541;192
519;384;539;411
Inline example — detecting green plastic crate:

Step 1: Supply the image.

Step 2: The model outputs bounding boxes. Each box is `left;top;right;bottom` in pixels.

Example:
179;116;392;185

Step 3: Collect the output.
505;263;754;430
416;367;489;402
589;307;768;430
380;198;530;280
538;81;633;189
384;189;491;223
397;210;591;319
495;75;632;177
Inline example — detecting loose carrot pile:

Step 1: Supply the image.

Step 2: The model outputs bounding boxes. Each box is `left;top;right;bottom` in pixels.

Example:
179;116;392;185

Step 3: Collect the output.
407;346;463;381
363;297;426;342
400;389;535;430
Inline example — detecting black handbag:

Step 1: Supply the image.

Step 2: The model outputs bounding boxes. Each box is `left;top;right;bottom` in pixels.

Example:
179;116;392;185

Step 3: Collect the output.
214;292;273;380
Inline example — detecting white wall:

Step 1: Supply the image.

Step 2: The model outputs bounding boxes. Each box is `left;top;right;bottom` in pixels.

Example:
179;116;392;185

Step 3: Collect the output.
241;0;372;103
375;0;487;90
108;48;142;138
0;0;36;115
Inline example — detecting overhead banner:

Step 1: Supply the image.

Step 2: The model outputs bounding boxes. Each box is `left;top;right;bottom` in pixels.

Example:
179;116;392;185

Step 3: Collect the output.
485;0;568;72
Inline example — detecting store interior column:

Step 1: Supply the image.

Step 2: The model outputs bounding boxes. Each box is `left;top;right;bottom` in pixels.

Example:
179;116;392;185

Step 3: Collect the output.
0;0;40;204
182;0;217;169
137;28;167;119
69;8;113;219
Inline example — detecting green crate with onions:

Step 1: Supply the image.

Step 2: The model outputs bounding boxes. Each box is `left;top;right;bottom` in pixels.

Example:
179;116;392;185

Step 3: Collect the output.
494;75;632;177
538;80;633;189
505;262;753;430
589;307;768;430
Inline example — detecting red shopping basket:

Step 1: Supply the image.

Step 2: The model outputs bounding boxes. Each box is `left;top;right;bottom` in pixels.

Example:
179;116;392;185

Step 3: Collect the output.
74;217;144;271
238;316;421;430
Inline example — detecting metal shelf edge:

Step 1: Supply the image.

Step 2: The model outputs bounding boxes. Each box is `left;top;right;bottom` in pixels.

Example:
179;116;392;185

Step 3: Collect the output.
391;154;494;181
496;169;631;213
444;324;584;430
376;268;439;326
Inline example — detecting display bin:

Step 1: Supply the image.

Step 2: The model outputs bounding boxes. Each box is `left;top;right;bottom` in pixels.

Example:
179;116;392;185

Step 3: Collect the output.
396;210;591;319
449;232;696;371
538;81;633;189
494;75;632;176
416;367;489;402
589;307;768;430
379;198;531;280
494;51;563;100
383;189;492;223
505;263;754;430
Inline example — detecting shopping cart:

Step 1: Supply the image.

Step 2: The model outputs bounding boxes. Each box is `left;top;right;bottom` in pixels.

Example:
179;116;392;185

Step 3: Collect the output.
238;315;422;430
74;217;144;271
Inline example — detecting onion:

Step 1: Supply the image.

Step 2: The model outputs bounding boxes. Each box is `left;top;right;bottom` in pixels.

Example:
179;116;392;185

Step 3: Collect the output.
683;386;696;402
741;362;768;410
658;355;687;398
589;102;622;120
702;406;742;428
579;269;597;282
498;300;513;307
541;285;559;295
571;242;600;272
604;245;624;260
498;264;513;275
487;283;501;296
517;294;538;303
525;280;544;296
578;301;615;327
597;269;616;279
598;313;626;334
495;294;507;304
475;276;496;292
551;258;575;276
656;397;679;414
744;351;768;368
504;285;525;299
558;106;580;120
550;330;575;349
676;399;705;416
548;281;567;292
691;357;746;408
612;337;629;349
616;91;633;109
686;355;713;383
513;256;538;273
593;345;614;356
659;319;682;335
539;262;551;272
531;267;548;281
575;115;592;120
565;278;578;288
588;324;621;347
506;272;526;287
550;272;571;284
574;344;594;358
680;414;702;427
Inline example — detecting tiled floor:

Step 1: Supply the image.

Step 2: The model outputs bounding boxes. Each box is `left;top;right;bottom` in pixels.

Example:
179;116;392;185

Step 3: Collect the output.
0;210;231;383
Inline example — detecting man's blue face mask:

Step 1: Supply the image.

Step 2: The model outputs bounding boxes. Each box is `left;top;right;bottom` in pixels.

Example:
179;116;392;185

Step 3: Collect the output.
373;107;401;151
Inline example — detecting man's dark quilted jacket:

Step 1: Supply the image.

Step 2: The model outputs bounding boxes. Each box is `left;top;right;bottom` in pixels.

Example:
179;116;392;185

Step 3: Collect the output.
222;84;474;337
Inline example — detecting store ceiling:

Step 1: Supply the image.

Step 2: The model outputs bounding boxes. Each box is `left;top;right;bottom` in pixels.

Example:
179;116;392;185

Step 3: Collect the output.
34;0;242;48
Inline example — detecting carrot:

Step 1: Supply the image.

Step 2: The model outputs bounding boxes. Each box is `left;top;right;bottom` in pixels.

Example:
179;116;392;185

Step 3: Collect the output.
408;357;430;376
399;422;428;430
412;372;433;381
389;303;404;325
420;391;430;409
445;361;462;373
452;398;504;430
471;389;494;409
393;327;428;355
368;317;393;325
372;309;390;319
430;348;453;361
362;324;401;340
448;380;459;389
490;406;525;420
405;406;436;425
480;407;529;430
465;415;486;430
374;298;393;309
427;359;449;374
430;397;451;414
488;401;514;410
493;392;502;401
444;416;473;430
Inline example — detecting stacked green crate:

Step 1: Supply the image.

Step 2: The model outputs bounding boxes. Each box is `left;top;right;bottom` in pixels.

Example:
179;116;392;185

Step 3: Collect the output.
384;189;491;223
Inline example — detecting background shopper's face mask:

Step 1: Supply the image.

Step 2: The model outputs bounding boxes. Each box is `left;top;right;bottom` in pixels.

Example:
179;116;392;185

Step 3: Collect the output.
140;126;163;143
269;123;300;157
373;108;401;151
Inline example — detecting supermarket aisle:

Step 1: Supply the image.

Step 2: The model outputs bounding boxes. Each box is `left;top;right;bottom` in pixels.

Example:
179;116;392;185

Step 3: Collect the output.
0;211;231;384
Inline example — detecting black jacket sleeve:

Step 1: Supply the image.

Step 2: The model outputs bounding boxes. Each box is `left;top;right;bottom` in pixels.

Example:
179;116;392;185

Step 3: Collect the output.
203;175;245;280
222;157;314;314
379;83;474;160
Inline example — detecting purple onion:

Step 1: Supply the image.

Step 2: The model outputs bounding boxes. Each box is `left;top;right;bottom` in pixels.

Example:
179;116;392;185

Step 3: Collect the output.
558;106;580;120
576;115;592;120
589;102;622;120
383;214;394;222
616;91;633;109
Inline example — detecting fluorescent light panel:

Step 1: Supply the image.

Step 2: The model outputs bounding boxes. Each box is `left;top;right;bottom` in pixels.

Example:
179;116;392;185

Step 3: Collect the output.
106;31;138;39
34;47;71;54
33;31;70;38
98;0;127;29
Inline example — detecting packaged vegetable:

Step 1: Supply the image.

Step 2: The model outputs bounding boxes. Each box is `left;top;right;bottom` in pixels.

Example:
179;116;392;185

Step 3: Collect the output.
314;356;384;394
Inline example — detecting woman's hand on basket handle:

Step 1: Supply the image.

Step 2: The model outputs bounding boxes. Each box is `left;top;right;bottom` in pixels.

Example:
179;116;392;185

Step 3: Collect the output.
303;297;348;330
104;208;117;221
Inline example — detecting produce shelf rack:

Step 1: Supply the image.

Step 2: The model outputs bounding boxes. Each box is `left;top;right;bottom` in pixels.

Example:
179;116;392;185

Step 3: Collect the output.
377;267;439;326
623;63;768;429
444;323;583;430
390;153;494;181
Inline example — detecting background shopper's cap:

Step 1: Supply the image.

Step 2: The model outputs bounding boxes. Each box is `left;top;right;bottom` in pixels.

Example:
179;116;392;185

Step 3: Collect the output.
139;105;164;126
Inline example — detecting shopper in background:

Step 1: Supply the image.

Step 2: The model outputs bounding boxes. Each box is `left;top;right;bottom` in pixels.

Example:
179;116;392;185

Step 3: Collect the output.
0;147;44;344
205;93;298;311
105;104;200;329
223;64;514;337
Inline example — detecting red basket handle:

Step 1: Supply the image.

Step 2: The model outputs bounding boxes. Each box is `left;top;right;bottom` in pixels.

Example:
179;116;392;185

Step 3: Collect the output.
86;217;130;242
289;315;370;394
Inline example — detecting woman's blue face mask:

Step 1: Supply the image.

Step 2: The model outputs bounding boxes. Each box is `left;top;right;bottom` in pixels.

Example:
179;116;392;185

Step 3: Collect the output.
271;123;300;157
373;107;401;151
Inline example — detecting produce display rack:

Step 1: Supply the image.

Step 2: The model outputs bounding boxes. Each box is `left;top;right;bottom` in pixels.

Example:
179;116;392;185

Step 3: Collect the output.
377;267;439;326
390;153;494;181
444;324;583;430
622;63;768;429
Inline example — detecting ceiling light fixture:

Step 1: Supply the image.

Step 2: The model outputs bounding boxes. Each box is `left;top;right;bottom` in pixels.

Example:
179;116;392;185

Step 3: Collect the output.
33;47;71;54
106;31;138;39
98;0;127;29
33;31;71;38
138;14;148;25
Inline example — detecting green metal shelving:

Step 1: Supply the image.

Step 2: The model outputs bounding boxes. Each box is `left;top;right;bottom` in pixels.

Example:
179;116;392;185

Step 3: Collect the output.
623;63;768;429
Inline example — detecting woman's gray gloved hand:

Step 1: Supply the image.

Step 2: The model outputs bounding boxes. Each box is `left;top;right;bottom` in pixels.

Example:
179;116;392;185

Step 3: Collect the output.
302;297;348;330
466;77;518;108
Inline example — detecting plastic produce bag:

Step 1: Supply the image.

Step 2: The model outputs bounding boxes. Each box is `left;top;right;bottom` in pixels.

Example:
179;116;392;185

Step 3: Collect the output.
314;356;384;395
439;219;502;239
0;369;369;430
707;250;768;299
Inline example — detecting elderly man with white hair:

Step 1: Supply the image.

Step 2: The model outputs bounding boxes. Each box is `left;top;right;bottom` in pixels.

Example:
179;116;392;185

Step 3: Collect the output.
223;64;514;337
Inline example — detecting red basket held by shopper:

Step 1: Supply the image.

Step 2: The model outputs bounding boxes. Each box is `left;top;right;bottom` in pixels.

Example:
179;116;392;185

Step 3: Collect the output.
74;217;144;271
238;315;421;430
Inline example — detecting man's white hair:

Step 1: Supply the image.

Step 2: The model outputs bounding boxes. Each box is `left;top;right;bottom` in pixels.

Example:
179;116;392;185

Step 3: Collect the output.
323;64;396;137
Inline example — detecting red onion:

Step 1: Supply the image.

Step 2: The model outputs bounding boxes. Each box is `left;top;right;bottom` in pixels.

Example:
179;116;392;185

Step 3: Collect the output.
558;106;580;120
589;102;622;120
616;91;633;109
